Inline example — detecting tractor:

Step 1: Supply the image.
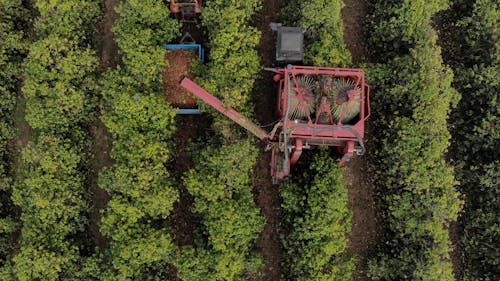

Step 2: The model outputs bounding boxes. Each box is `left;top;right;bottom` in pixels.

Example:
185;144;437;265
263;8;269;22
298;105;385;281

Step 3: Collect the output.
169;0;202;22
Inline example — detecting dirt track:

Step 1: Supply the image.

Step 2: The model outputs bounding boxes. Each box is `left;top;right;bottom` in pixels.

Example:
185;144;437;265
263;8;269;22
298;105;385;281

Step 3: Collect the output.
342;0;380;280
87;0;120;249
252;1;285;280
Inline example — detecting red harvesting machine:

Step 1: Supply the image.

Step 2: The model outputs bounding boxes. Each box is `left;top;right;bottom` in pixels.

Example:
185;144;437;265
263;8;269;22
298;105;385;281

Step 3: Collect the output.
170;0;202;21
178;25;370;183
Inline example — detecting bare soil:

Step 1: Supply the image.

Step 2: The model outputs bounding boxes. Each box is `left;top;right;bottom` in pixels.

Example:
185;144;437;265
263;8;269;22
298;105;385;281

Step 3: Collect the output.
86;0;121;249
344;156;379;281
12;95;31;171
342;0;369;67
163;49;199;108
168;116;204;247
252;1;285;280
87;121;113;249
342;0;380;280
100;0;120;69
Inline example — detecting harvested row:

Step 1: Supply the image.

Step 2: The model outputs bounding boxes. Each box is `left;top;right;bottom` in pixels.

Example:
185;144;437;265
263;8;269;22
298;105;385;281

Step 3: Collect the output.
366;1;462;280
280;1;355;280
443;0;499;279
0;0;28;273
173;1;266;280
7;0;101;280
88;0;181;280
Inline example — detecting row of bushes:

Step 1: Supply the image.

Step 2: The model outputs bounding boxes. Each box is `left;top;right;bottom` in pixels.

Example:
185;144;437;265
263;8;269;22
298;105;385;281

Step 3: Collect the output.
0;0;28;273
366;1;462;280
198;0;262;138
279;1;356;280
4;1;102;280
89;1;181;280
445;0;499;279
176;140;265;280
281;151;355;281
283;0;351;67
174;1;266;280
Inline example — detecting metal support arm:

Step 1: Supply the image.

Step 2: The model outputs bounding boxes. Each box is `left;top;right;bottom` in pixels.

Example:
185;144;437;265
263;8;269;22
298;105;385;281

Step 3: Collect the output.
180;78;270;141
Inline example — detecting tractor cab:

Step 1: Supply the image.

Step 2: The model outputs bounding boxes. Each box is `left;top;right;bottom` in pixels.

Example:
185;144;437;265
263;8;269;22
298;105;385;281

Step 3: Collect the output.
170;0;202;22
271;23;305;64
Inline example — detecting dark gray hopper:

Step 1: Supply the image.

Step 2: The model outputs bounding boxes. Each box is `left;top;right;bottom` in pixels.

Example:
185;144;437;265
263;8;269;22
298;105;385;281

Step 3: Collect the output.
271;23;305;63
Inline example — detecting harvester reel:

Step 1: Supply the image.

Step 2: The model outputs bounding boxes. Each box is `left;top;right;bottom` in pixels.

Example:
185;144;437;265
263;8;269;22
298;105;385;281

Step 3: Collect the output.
288;75;317;120
329;78;361;123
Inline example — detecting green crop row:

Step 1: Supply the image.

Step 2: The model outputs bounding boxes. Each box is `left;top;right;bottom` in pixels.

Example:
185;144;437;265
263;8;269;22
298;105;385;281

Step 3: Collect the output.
366;1;462;280
284;0;351;67
446;1;499;279
281;151;355;281
173;1;266;280
176;140;265;280
0;0;28;274
279;1;355;280
87;1;181;280
199;0;261;119
4;0;102;280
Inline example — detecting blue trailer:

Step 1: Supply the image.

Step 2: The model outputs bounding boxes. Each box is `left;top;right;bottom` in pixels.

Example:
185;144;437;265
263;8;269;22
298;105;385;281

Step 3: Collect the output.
164;43;204;115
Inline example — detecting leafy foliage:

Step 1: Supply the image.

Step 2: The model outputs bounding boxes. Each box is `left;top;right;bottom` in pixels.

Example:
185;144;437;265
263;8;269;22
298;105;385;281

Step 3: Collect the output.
366;1;462;280
8;0;101;279
444;1;499;279
281;151;355;281
92;1;180;279
280;2;355;280
199;0;261;116
176;140;265;281
23;36;98;135
283;0;351;66
12;136;88;281
0;1;28;272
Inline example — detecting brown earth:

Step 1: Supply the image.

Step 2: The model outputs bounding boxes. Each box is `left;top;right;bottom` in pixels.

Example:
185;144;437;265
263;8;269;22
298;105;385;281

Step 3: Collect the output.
100;0;120;69
342;0;369;67
163;49;199;108
342;0;380;280
252;0;285;280
87;121;113;249
87;0;121;249
168;115;204;247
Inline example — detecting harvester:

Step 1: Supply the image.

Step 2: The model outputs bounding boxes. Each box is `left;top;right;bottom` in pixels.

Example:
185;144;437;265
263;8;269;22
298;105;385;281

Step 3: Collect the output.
177;25;370;183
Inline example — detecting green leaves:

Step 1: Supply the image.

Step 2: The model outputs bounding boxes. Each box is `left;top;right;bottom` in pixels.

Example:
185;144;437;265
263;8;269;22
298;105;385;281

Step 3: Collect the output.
449;1;499;279
200;0;262;116
94;1;180;279
177;140;265;281
284;0;351;67
281;151;355;281
23;35;98;134
12;135;88;281
366;1;462;280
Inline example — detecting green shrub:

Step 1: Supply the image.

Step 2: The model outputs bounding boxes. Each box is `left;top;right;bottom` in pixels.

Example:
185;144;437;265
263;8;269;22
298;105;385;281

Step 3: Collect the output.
284;0;351;66
281;151;355;281
176;140;265;281
366;1;462;280
446;1;499;279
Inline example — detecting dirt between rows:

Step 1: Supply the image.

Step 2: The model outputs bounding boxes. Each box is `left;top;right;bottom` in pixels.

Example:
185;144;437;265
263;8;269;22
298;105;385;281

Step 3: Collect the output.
342;0;380;280
252;0;285;280
87;0;120;249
